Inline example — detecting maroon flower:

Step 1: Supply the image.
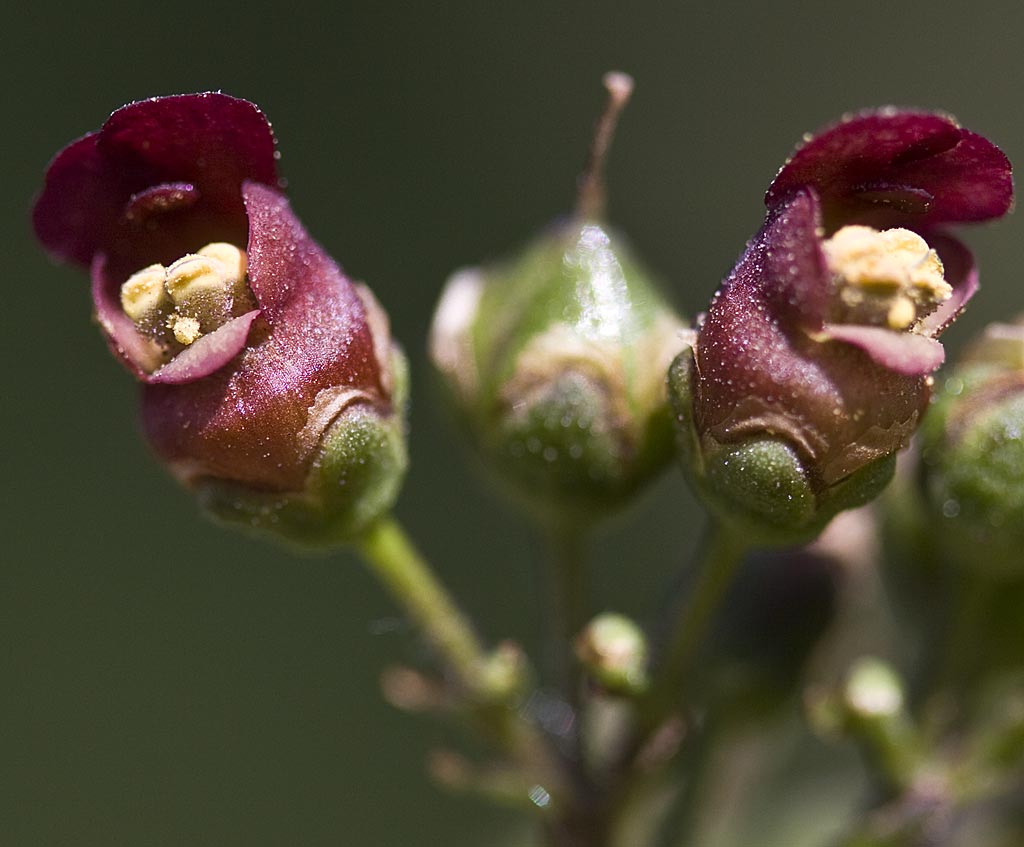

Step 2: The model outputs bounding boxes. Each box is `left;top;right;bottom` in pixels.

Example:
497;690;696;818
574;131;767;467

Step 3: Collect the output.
684;110;1012;493
34;93;405;542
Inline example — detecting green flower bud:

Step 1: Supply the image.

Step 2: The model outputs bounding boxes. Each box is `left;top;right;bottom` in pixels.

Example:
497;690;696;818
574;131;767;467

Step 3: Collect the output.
807;657;918;791
574;612;649;695
919;318;1024;575
430;74;685;526
669;346;895;543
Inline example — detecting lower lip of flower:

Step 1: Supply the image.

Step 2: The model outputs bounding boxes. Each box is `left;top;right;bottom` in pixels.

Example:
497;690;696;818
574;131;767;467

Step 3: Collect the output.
119;242;257;366
822;225;952;332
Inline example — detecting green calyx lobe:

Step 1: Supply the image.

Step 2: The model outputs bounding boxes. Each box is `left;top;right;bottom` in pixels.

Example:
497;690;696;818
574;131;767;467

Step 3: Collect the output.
196;348;409;548
432;220;685;526
668;348;894;543
920;364;1024;575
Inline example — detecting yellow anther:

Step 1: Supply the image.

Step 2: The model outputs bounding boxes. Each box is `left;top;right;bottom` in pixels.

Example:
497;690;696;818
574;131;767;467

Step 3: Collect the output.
120;243;253;363
197;242;247;284
823;226;951;329
120;264;169;324
886;296;917;330
170;315;202;346
166;255;232;311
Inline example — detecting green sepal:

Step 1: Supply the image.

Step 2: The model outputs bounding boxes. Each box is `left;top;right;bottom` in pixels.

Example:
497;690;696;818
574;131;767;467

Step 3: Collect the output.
196;347;409;548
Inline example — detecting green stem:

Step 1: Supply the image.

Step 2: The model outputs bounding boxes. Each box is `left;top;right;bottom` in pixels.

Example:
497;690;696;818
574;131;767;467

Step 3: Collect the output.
357;516;568;806
638;523;749;733
356;515;490;696
547;525;589;701
599;523;748;840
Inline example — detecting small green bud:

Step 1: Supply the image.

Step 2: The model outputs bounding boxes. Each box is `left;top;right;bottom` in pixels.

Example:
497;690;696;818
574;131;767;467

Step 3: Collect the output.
669;346;894;543
574;612;649;695
844;657;905;720
919;318;1024;575
430;75;685;526
808;657;918;790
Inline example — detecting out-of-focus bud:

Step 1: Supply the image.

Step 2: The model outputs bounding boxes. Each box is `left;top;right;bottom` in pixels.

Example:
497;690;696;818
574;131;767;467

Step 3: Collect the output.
33;94;407;546
919;318;1024;575
807;656;918;791
574;612;649;695
669;110;1012;541
430;74;685;526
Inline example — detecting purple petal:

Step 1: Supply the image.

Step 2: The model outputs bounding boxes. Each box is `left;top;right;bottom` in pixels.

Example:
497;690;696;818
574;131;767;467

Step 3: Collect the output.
758;189;830;330
100;93;278;213
34;132;134;268
33;93;279;274
822;324;946;375
149;310;261;385
919;234;978;336
767;110;1013;230
91;254;163;378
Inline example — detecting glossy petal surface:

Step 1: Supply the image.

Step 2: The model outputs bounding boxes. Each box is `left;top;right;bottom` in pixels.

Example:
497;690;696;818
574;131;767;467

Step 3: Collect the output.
767;110;1013;231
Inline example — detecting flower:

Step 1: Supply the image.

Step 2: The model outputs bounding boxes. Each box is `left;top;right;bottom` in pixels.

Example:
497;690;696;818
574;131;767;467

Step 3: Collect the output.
670;110;1012;537
33;93;406;544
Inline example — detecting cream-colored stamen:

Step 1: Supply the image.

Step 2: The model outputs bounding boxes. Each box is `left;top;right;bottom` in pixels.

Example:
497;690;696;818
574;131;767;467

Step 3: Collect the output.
823;226;951;330
119;243;254;359
120;264;171;328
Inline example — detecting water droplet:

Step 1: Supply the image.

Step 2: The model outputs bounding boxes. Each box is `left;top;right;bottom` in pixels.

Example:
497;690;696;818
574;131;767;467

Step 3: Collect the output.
942;499;960;518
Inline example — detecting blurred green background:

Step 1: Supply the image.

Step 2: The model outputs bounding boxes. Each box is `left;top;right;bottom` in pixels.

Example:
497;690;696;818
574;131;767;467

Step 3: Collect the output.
5;2;1024;845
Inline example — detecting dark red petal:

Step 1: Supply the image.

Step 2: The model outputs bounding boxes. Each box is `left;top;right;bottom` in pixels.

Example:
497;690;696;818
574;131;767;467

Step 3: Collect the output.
758;189;830;331
767;110;1013;231
34;132;135;267
919;234;979;336
141;187;385;492
100;93;278;214
33;93;279;272
821;325;945;375
149;311;261;385
91;254;162;378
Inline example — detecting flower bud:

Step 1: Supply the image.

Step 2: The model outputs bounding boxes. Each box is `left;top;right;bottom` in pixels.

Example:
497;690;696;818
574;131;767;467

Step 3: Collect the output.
670;110;1012;540
34;93;406;546
430;74;685;525
919;318;1024;574
574;612;649;695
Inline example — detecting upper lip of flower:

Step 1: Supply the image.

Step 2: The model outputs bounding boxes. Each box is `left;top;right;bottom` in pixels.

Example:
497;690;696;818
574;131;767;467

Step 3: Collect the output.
33;92;284;385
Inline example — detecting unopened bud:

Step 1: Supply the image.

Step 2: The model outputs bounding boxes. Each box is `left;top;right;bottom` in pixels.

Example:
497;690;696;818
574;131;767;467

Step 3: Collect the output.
919;318;1024;575
575;612;649;695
